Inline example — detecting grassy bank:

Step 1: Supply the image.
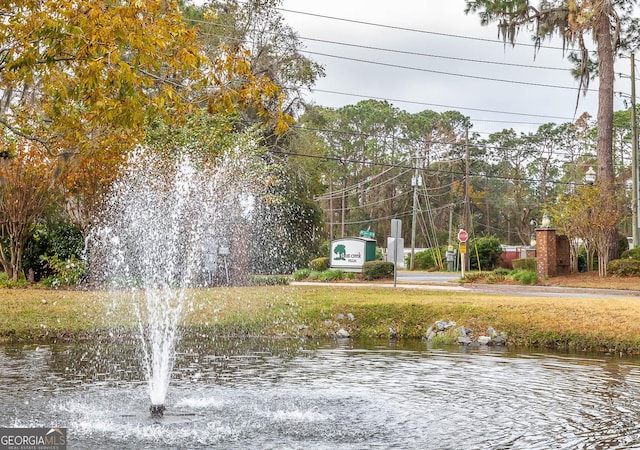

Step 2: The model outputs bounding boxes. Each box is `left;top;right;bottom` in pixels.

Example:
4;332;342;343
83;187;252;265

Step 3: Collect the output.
1;285;640;353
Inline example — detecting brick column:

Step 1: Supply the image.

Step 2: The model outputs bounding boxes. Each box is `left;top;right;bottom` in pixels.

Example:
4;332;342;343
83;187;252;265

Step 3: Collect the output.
536;228;557;279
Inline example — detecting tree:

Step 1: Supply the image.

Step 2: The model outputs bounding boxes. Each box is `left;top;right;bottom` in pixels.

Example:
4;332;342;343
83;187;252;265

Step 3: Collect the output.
469;235;503;271
184;0;322;135
550;184;624;276
465;0;639;257
484;129;535;245
0;0;294;155
0;137;59;280
0;0;203;155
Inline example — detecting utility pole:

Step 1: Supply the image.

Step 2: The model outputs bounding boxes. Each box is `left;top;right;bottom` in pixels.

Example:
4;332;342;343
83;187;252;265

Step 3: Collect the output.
410;149;421;270
631;53;639;248
464;127;470;234
329;179;334;242
463;127;470;271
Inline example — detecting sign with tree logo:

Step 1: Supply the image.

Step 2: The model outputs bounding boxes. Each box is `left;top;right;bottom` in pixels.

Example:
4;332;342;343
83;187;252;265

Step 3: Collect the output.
333;244;347;261
330;238;376;271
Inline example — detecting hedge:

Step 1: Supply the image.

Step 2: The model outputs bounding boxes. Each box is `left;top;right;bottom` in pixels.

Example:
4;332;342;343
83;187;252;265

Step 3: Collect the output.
362;261;394;280
607;259;640;276
512;258;536;271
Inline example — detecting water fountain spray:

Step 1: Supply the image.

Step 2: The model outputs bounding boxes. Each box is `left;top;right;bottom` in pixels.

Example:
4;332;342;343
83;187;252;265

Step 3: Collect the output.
91;145;260;417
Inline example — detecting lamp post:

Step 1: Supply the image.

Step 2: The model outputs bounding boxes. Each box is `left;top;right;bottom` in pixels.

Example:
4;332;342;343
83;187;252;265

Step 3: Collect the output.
529;219;538;248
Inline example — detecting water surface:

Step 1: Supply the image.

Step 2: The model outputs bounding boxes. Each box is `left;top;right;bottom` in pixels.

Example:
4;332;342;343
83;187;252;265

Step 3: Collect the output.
2;338;640;449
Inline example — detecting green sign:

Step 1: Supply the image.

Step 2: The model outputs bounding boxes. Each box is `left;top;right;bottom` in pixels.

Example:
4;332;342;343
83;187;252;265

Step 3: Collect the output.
359;230;375;238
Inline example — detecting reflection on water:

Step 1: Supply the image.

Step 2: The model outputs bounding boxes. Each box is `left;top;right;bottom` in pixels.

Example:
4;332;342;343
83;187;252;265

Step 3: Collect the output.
2;338;640;449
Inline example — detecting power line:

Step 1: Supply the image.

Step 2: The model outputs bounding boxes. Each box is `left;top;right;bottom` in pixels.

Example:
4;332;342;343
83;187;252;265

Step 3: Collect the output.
315;167;407;200
290;124;597;160
189;23;590;102
296;36;571;72
308;89;576;121
271;148;589;186
303;50;597;93
278;7;568;51
184;17;609;127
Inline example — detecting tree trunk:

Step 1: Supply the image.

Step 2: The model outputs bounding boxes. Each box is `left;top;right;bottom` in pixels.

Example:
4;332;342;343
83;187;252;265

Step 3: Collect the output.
594;10;618;260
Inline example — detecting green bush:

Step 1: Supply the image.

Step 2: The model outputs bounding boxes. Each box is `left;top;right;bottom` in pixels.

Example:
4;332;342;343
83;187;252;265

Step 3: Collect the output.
407;247;444;270
318;270;344;281
292;268;310;280
0;271;27;288
620;248;640;261
512;258;536;271
469;236;503;271
607;259;640;276
362;261;394;280
510;269;538;285
247;274;290;286
308;257;329;272
308;270;322;280
39;255;87;287
23;221;84;282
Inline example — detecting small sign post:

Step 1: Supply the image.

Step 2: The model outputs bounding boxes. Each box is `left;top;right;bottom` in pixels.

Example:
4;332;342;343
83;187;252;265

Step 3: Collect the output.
359;230;375;238
458;229;468;277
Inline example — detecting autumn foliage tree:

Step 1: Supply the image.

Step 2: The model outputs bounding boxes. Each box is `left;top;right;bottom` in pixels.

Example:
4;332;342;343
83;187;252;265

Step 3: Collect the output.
0;0;294;155
0;137;59;280
550;184;624;276
0;0;296;242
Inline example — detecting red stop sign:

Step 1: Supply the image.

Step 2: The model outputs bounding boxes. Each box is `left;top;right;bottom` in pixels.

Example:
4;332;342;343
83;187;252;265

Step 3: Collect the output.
458;229;468;242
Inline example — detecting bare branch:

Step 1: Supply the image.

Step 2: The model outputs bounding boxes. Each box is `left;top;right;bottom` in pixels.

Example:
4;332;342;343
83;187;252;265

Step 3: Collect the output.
0;118;52;154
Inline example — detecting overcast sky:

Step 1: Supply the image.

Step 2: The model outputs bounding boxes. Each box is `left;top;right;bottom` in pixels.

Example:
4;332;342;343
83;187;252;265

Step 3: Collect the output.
278;0;634;137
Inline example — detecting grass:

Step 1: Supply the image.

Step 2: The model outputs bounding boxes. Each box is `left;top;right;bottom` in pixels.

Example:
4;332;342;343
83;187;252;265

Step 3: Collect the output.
2;284;640;353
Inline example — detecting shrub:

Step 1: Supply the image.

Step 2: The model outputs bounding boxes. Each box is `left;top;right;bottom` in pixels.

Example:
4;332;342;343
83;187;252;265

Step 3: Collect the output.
362;261;394;280
318;270;345;281
39;255;87;287
292;268;310;281
407;248;444;270
469;236;503;271
462;272;489;283
23;221;84;282
308;270;322;280
512;258;536;271
247;274;290;286
620;248;640;261
0;271;27;288
510;269;538;285
486;272;507;284
607;259;640;276
308;257;329;272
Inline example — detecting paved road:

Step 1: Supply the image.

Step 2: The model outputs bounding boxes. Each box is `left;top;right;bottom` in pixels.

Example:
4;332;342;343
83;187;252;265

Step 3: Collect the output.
294;271;640;299
396;270;461;284
394;271;640;298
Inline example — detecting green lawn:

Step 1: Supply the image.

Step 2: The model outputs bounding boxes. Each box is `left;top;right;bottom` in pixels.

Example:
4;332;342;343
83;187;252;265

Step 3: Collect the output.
1;285;639;353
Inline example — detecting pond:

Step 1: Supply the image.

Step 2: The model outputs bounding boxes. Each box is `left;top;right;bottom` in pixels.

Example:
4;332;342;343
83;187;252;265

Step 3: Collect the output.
1;338;640;449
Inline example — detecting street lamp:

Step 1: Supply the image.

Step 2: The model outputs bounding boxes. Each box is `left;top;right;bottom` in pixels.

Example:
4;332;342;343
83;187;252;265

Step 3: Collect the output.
529;219;538;247
585;167;596;185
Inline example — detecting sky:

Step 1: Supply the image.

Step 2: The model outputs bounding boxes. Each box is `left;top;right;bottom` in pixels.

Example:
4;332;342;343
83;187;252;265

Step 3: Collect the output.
278;0;635;137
